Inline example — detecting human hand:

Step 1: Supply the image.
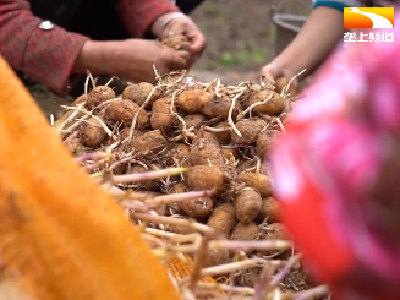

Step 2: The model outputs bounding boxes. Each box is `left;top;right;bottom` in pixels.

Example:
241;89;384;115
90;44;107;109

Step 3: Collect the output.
261;62;297;85
98;39;190;83
261;62;298;95
153;13;206;66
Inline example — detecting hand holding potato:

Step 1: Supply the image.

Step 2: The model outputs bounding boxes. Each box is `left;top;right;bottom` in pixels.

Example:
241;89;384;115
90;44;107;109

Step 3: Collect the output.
153;12;207;67
261;62;297;96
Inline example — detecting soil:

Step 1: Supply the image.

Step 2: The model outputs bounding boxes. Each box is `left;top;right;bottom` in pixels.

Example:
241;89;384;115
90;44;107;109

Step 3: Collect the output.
24;0;312;119
191;0;312;71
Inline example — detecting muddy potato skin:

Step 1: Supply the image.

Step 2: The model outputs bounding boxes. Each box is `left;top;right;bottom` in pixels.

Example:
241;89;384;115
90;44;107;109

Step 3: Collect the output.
57;109;85;131
119;128;144;141
231;222;260;256
150;97;176;129
274;77;296;96
166;143;190;167
129;166;160;191
238;173;272;197
249;91;285;116
131;130;167;154
181;114;207;131
202;95;242;120
256;130;280;158
177;89;212;113
64;137;84;156
189;143;223;166
179;197;214;218
186;165;224;191
171;183;188;194
162;35;191;50
231;222;259;241
86;86;116;109
231;118;265;145
122;82;155;106
207;202;236;238
204;249;231;273
104;99;150;129
235;188;262;224
192;130;220;147
258;197;281;223
221;147;241;161
169;221;198;235
81;117;107;148
72;94;87;107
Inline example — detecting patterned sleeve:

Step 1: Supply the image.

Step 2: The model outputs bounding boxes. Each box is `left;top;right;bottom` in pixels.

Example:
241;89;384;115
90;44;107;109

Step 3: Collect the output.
0;0;90;95
114;0;181;38
312;0;366;11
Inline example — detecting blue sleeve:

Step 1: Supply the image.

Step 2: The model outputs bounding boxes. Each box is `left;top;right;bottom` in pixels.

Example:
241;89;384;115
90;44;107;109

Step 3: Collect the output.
312;0;365;12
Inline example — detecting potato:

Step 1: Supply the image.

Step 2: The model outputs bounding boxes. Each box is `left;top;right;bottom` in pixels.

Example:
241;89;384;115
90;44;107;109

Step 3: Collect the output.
231;222;259;240
274;77;296;96
119;128;144;141
81;117;107;148
231;118;265;145
72;94;87;107
202;95;242;120
64;137;84;156
142;195;166;215
212;121;231;144
86;86;116;109
162;35;191;50
204;249;231;274
186;165;224;191
235;188;262;224
122;82;157;106
179;197;214;218
258;223;289;257
249;91;285;116
230;223;260;256
221;147;241;161
258;197;281;223
56;110;83;131
171;183;188;194
177;89;212;113
150;97;176;130
192;130;220;147
238;173;272;197
256;130;279;158
131;130;167;154
165;143;190;167
189;143;224;166
180;114;207;131
169;218;198;235
125;166;160;191
104;99;150;129
155;201;167;216
207;202;236;238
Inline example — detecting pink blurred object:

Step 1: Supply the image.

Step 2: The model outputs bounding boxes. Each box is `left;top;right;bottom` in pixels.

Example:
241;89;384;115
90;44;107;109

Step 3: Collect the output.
270;15;400;300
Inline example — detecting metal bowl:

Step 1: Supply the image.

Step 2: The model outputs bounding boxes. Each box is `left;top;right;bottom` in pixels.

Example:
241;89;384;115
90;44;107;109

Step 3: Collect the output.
272;13;307;56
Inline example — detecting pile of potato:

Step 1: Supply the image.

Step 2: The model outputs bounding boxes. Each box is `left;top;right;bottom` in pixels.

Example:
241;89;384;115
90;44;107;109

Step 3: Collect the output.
55;28;307;284
57;72;295;284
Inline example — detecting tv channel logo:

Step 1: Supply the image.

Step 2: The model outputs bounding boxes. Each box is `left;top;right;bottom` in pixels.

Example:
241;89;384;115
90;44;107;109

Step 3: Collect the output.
344;7;394;29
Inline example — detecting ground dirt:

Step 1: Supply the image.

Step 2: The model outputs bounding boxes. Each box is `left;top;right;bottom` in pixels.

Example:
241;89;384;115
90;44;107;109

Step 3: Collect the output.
26;0;312;118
